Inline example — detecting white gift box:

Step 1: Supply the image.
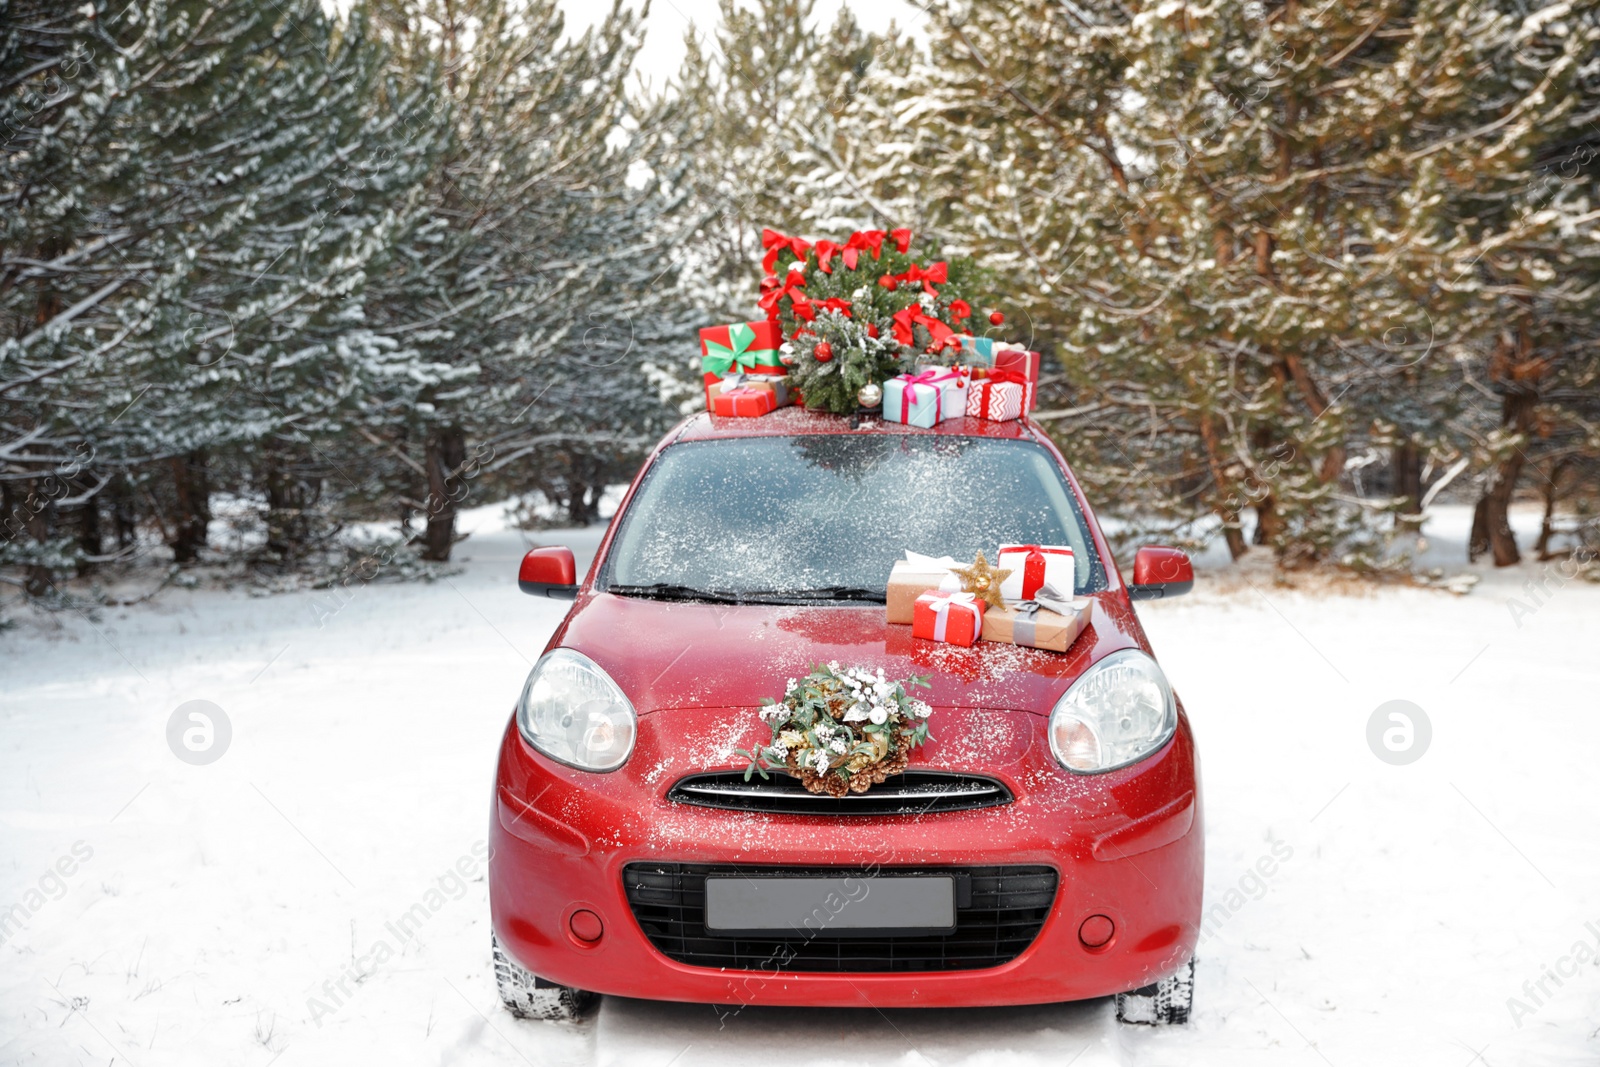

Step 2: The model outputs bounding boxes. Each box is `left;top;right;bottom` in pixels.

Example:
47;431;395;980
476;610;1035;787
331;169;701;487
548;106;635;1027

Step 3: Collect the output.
997;543;1075;603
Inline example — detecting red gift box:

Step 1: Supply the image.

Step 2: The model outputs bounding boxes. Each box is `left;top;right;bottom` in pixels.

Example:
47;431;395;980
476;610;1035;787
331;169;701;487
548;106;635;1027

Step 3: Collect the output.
992;348;1040;412
912;590;985;647
699;320;786;408
712;385;777;418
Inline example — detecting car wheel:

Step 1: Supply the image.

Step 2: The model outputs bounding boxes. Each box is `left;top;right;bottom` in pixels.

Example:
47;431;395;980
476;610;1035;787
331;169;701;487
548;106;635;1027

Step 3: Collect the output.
1115;956;1194;1025
492;934;598;1021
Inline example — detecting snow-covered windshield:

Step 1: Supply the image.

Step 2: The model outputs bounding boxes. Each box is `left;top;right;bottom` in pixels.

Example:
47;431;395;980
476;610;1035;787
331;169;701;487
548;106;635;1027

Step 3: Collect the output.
600;434;1106;602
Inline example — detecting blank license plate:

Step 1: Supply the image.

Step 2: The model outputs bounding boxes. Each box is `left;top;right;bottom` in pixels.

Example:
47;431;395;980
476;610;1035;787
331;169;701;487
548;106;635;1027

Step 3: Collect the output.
704;875;956;937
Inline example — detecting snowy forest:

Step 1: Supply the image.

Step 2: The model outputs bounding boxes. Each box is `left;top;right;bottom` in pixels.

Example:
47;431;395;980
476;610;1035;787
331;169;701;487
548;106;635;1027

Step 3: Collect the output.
3;0;1598;607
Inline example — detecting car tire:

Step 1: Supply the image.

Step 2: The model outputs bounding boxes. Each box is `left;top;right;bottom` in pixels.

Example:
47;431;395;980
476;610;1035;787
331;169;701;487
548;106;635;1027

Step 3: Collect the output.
492;934;598;1022
1115;956;1194;1025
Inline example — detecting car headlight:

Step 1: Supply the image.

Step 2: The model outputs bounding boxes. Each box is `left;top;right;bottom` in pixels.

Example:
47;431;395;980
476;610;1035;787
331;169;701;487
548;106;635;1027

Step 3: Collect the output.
515;649;637;771
1049;649;1177;773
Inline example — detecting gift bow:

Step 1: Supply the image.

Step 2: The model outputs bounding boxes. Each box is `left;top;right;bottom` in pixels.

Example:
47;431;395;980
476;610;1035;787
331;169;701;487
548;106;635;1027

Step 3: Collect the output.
904;550;965;592
814;297;853;318
761;228;812;274
758;272;811;323
890;228;913;253
929;590;980;642
1011;582;1074;648
896;368;959;404
1017;580;1075;617
702;322;783;375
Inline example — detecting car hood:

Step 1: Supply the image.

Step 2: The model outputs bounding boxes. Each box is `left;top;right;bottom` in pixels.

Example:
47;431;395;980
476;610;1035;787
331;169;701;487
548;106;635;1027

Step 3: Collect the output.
553;591;1150;715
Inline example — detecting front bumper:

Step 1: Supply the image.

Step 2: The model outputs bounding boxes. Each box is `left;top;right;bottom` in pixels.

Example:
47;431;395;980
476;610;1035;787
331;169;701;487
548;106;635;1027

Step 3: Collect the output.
488;705;1202;1009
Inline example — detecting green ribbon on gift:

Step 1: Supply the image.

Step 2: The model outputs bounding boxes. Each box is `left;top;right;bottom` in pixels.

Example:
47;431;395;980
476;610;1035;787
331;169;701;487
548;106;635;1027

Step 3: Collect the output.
702;323;784;376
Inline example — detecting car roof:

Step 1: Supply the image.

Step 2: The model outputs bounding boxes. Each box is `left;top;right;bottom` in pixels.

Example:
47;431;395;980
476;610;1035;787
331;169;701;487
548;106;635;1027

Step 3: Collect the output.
670;406;1045;444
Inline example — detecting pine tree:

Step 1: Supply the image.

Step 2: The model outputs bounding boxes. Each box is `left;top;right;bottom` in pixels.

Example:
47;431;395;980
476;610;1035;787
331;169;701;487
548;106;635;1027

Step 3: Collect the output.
363;0;683;552
881;0;1600;567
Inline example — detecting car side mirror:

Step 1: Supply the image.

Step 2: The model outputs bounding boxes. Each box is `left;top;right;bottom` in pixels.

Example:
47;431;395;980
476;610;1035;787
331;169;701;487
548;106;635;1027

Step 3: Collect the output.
518;547;578;600
1128;546;1194;601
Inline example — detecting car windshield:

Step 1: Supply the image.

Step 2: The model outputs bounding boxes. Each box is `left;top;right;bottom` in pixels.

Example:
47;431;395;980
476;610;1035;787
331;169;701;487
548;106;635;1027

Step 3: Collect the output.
600;434;1107;603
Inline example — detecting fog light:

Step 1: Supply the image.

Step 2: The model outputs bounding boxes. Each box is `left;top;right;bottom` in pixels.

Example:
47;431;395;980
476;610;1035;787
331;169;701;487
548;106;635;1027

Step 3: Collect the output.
569;909;603;942
1078;914;1114;949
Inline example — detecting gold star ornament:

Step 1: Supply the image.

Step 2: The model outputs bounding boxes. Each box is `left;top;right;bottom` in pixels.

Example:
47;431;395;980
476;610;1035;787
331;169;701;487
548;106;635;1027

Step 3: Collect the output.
951;551;1011;612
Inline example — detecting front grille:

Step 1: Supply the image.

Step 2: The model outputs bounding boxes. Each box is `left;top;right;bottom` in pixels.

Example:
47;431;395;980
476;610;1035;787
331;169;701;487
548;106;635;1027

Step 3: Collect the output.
666;770;1013;816
623;863;1057;973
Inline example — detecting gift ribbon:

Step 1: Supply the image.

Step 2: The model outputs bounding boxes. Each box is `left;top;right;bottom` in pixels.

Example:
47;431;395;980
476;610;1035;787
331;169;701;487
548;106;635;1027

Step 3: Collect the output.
1002;544;1072;601
890;228;913;253
761;228;812;274
902;550;964;592
896;368;959;405
702;323;784;376
1013;582;1075;647
930;591;979;643
1030;580;1076;614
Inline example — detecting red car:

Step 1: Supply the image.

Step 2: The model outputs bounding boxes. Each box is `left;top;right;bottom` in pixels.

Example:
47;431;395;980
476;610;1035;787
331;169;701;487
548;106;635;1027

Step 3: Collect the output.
489;408;1202;1025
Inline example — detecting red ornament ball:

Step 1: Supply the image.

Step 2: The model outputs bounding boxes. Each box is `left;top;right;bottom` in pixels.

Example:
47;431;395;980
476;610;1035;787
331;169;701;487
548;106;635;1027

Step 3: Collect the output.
943;335;963;351
813;341;834;362
878;275;897;291
989;310;1005;326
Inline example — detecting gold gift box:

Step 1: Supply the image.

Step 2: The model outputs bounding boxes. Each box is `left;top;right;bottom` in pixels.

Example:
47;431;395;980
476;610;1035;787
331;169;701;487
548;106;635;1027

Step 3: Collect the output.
981;598;1090;652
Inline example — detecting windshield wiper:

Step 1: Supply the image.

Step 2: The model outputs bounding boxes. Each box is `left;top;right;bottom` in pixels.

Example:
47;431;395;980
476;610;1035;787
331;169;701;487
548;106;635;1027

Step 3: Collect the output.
604;583;886;605
605;583;749;604
736;586;887;604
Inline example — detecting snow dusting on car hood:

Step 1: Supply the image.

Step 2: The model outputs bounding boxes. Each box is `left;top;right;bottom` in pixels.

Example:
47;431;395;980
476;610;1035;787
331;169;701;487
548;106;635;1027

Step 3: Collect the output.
553;591;1149;714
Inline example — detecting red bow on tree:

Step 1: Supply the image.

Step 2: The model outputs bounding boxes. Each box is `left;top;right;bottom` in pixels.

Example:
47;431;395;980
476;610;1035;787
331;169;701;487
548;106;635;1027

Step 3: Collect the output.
890;228;913;254
759;272;812;323
814;239;841;273
891;306;956;348
813;297;853;317
843;229;886;269
761;229;813;275
882;261;949;295
815;231;889;273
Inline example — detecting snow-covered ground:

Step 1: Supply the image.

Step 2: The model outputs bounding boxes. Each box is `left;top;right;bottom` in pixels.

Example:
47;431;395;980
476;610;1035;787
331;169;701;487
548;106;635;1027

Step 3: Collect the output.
2;504;1596;1066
